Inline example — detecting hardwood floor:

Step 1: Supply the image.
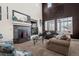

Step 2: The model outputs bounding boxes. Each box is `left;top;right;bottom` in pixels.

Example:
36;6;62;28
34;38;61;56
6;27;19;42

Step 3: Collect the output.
14;39;79;56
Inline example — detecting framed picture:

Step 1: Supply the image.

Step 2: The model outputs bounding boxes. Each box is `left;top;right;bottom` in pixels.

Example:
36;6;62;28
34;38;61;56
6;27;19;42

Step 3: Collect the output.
12;10;31;22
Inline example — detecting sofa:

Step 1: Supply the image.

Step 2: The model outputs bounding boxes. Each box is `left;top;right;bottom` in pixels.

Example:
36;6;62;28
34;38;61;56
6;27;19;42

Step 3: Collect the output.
46;36;71;56
42;31;58;39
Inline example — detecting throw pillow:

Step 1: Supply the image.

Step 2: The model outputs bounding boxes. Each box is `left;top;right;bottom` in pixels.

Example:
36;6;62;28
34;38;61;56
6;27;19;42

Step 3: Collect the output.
60;35;68;40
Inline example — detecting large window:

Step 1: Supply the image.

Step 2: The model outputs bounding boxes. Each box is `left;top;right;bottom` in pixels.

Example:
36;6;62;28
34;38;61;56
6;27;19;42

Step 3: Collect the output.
57;17;73;34
45;20;55;31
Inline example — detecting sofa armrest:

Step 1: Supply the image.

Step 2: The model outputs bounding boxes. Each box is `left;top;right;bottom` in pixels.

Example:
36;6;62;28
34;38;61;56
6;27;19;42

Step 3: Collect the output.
48;39;70;47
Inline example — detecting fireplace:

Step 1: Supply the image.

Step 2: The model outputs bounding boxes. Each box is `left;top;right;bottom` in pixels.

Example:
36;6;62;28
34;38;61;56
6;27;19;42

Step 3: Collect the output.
13;25;31;43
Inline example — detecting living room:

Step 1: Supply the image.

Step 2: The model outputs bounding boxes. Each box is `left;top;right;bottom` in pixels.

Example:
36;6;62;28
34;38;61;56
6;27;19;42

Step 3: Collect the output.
14;3;79;56
0;3;79;56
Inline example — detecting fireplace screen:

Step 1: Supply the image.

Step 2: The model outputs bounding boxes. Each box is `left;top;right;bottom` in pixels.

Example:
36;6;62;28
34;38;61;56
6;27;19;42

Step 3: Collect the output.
13;25;31;43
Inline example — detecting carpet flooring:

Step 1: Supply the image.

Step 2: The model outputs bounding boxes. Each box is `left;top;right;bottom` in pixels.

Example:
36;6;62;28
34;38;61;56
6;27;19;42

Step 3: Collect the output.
14;39;79;56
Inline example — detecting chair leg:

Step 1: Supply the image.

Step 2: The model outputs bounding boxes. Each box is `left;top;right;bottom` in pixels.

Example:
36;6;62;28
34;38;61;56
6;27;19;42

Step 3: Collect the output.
42;37;44;44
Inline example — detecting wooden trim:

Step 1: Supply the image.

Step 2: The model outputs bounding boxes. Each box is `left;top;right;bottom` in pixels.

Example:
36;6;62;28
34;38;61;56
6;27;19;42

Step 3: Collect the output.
7;6;9;19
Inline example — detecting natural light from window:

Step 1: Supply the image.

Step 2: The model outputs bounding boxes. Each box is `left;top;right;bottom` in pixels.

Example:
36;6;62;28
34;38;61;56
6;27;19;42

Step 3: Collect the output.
57;17;73;34
45;20;55;31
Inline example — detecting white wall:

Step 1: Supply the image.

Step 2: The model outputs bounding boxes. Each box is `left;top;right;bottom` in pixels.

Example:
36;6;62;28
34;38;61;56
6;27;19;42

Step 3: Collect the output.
0;4;13;41
7;3;42;20
0;3;42;42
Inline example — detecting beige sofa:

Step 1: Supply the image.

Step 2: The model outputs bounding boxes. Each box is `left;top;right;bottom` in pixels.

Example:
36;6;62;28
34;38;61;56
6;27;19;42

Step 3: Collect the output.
46;38;71;56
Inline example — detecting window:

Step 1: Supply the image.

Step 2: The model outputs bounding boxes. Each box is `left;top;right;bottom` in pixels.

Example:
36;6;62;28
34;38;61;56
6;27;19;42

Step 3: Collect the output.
0;7;1;20
45;20;55;31
57;17;73;34
48;3;52;8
